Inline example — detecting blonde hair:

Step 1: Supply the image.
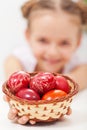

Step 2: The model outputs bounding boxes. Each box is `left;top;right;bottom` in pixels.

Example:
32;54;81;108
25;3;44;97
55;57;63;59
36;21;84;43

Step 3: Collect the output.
21;0;87;26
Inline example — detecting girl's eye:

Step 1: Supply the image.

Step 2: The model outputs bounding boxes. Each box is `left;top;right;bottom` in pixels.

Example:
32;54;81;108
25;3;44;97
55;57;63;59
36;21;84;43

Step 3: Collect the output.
60;40;70;46
38;38;49;44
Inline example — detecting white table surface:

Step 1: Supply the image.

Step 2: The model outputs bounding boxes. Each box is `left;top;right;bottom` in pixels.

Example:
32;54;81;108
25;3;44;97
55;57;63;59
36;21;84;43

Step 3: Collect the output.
0;80;87;130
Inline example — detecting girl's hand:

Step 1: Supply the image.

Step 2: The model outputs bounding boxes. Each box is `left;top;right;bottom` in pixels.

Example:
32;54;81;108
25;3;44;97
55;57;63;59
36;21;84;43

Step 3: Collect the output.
8;108;30;125
3;95;36;125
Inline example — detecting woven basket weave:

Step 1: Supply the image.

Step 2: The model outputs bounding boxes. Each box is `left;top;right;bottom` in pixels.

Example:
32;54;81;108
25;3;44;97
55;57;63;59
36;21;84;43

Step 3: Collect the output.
2;73;78;123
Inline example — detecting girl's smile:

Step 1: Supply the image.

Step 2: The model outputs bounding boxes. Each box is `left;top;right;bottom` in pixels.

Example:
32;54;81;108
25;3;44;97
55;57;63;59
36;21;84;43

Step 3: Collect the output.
43;58;62;65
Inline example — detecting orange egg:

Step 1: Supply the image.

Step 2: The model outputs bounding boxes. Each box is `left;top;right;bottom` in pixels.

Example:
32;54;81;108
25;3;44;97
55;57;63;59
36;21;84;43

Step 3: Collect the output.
42;89;67;100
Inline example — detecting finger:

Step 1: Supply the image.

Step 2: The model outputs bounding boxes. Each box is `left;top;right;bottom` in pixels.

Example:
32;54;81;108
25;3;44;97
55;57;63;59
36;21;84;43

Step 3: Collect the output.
66;107;72;115
29;120;36;125
3;95;10;102
58;115;64;121
17;116;29;125
12;116;19;123
8;108;18;120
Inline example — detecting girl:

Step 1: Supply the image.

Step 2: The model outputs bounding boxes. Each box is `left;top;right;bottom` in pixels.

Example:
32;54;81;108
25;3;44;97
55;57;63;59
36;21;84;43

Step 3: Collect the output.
4;0;87;124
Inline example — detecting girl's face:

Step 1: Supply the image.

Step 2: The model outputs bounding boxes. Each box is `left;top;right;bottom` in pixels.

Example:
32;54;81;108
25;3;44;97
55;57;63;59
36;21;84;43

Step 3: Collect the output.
26;11;81;73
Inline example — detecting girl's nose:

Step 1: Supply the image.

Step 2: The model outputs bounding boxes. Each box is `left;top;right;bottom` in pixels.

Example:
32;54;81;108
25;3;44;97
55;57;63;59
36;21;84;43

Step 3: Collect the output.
47;43;59;57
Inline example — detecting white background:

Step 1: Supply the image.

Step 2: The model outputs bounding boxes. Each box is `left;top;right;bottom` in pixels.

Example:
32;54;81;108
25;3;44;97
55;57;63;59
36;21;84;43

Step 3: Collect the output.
0;0;87;130
0;0;27;81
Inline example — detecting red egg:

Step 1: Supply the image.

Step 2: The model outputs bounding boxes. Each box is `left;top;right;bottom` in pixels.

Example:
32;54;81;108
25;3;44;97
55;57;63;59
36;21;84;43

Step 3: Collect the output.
30;72;56;95
7;71;30;93
55;76;70;93
16;88;40;100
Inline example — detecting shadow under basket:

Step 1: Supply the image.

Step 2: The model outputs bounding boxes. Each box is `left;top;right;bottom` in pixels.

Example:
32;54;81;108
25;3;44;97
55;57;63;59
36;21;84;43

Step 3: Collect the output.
2;73;79;124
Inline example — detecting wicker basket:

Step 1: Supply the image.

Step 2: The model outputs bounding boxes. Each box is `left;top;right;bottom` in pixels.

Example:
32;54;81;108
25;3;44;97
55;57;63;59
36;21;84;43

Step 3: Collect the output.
2;73;78;124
